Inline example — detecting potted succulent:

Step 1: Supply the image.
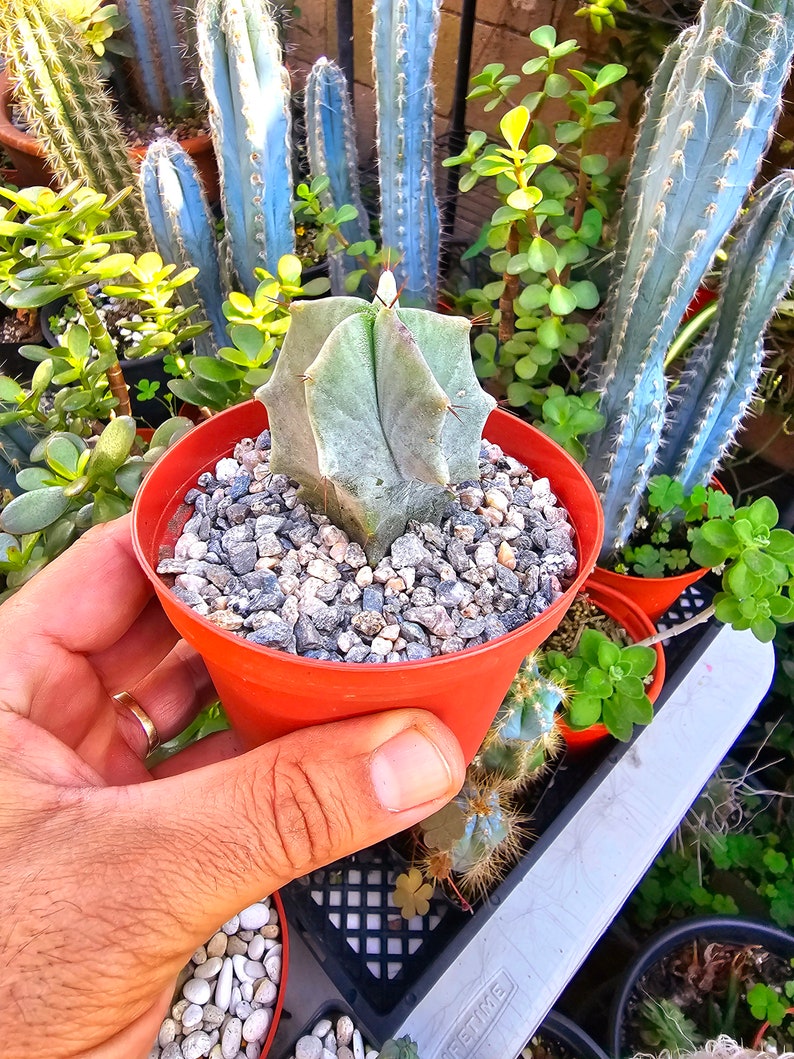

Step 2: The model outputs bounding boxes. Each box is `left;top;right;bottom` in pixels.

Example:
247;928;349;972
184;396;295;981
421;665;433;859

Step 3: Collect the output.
579;0;794;622
0;0;215;206
131;270;604;761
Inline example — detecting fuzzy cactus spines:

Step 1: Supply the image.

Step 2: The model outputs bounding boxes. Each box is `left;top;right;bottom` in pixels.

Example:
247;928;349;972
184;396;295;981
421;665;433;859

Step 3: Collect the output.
197;0;295;294
140;139;227;355
372;0;441;307
0;1;150;251
256;270;496;562
304;58;370;295
585;0;794;558
659;173;794;492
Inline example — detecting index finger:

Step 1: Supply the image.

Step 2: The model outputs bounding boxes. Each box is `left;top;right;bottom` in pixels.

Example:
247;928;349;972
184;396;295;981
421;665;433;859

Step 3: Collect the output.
0;514;153;657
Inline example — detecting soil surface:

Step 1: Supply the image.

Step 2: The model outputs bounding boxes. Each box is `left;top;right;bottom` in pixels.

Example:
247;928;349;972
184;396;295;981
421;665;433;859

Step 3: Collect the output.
542;593;630;654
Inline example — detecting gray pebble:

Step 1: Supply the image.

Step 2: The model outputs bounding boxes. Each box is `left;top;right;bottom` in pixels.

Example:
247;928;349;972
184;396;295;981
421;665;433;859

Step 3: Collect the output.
182;1029;213;1059
296;1036;323;1059
183;977;212;1005
203;1005;225;1031
221;915;240;935
221;1018;242;1059
162;1045;182;1059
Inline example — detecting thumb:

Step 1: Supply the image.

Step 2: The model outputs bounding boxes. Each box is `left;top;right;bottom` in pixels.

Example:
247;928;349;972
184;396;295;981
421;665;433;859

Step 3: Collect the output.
125;708;464;939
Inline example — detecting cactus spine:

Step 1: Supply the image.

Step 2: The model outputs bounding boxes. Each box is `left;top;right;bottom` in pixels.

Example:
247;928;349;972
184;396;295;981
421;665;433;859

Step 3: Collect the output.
256;270;495;562
0;1;150;251
417;658;564;901
304;57;369;295
140;139;227;355
0;414;42;498
372;0;441;307
584;0;794;559
197;0;295;294
117;0;200;117
659;173;794;492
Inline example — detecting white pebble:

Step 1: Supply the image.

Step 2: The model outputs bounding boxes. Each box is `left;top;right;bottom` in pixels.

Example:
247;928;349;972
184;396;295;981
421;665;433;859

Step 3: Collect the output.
182;1003;204;1030
352;1030;364;1059
336;1016;353;1046
246;1043;260;1059
296;1036;323;1059
265;954;281;982
221;915;240;935
214;958;234;1012
241;981;253;1002
247;935;265;961
158;1019;177;1047
235;1000;253;1021
194;957;224;980
312;1019;333;1038
242;1006;272;1043
183;977;212;1005
238;902;271;930
182;1030;213;1059
221;1017;242;1058
192;945;208;965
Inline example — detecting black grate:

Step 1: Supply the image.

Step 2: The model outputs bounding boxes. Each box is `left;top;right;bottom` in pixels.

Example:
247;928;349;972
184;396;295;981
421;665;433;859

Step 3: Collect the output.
282;581;718;1020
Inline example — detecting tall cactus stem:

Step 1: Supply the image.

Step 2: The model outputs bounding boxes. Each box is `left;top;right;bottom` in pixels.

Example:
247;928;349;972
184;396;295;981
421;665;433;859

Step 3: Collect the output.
140;139;228;356
304;57;370;295
197;0;295;295
372;0;441;307
118;0;198;117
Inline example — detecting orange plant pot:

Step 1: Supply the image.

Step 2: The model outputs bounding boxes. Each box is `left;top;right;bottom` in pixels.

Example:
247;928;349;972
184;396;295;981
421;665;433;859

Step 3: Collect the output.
554;579;666;753
132;402;604;762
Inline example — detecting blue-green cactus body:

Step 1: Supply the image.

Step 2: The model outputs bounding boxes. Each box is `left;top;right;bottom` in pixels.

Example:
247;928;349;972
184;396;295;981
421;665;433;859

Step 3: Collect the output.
0;414;42;497
118;0;197;117
585;0;794;558
256;271;495;561
660;173;794;492
449;786;511;875
140;138;227;356
372;0;441;307
197;0;295;295
304;58;370;295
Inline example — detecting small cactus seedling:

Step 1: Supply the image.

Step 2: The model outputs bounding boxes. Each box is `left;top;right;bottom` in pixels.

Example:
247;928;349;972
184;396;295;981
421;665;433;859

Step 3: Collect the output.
255;270;496;562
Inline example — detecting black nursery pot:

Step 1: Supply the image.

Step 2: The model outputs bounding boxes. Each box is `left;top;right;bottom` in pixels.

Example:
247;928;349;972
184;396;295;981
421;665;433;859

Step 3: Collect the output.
536;1010;610;1059
608;915;794;1058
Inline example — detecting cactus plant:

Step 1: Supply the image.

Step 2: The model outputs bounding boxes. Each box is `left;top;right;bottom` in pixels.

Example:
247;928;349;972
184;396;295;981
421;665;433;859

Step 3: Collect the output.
0;412;42;498
584;0;794;559
140;138;227;355
0;0;151;251
402;657;564;906
117;0;200;118
657;174;794;493
197;0;295;294
371;0;441;306
303;57;370;295
255;269;496;562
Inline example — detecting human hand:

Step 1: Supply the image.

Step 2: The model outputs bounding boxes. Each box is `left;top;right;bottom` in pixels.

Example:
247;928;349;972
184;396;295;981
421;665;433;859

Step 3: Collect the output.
0;514;465;1059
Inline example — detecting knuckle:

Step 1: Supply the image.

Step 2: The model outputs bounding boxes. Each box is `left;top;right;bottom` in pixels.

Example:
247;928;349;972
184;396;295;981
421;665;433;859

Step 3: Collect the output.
264;749;355;877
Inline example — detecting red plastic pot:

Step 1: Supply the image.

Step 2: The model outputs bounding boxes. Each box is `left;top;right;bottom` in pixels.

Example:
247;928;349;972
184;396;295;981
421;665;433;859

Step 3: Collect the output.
131;401;604;762
555;579;666;752
258;890;288;1059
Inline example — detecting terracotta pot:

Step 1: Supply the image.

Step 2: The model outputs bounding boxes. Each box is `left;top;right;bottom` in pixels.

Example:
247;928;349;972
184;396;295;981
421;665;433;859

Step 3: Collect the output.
131;401;604;762
554;579;666;753
0;70;219;201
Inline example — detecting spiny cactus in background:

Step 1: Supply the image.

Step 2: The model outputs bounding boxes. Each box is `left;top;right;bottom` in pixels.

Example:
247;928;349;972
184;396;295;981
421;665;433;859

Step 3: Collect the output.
304;57;370;295
0;1;150;252
407;657;564;906
140;139;227;355
658;173;794;494
117;0;201;117
256;270;495;562
584;0;794;559
371;0;441;306
197;0;295;294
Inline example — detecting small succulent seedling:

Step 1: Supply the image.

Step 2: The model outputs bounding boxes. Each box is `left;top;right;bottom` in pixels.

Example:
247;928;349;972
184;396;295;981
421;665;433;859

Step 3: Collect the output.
541;629;657;741
256;269;496;562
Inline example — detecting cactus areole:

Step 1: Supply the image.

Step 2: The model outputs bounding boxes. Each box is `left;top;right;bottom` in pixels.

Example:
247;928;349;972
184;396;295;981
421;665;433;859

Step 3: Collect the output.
256;271;497;562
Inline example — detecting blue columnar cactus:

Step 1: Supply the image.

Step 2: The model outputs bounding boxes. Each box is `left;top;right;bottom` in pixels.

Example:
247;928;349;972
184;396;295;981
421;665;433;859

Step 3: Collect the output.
256;270;495;562
659;173;794;493
140;138;228;356
118;0;200;117
584;0;794;558
372;0;441;307
304;57;370;295
196;0;295;295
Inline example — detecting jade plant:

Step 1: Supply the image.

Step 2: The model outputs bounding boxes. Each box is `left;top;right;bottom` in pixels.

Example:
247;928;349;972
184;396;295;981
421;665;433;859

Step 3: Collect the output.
540;628;657;741
255;269;496;562
583;0;794;561
393;658;564;911
442;25;627;411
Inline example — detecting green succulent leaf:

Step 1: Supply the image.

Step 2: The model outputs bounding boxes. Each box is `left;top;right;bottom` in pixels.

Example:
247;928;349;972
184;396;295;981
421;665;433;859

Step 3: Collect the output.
0;486;71;533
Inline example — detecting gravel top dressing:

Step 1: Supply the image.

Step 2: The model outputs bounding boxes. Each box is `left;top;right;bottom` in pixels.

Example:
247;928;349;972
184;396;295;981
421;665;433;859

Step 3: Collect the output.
157;429;578;663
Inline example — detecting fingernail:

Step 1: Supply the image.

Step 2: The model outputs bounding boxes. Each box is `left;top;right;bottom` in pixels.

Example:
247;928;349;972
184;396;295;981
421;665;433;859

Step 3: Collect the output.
370;728;453;812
